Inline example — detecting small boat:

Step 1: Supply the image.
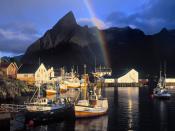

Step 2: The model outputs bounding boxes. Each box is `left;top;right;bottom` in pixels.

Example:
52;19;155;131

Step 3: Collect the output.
46;82;68;95
153;65;171;99
60;68;81;89
75;98;108;118
153;88;171;99
75;83;108;118
46;89;56;96
24;83;74;126
44;83;57;96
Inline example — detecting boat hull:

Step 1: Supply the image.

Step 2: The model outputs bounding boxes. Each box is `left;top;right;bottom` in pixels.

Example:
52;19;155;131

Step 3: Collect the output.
46;89;56;96
153;88;171;99
153;94;171;99
75;110;107;118
75;99;108;118
25;104;75;126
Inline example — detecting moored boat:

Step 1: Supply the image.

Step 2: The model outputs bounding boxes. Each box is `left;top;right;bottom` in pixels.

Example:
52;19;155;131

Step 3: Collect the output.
46;89;57;96
153;87;171;99
75;98;108;118
153;64;171;99
24;83;74;126
25;97;74;126
74;78;108;118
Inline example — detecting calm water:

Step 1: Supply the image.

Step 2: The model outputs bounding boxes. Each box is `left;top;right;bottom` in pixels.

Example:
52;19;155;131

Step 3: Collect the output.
2;87;175;131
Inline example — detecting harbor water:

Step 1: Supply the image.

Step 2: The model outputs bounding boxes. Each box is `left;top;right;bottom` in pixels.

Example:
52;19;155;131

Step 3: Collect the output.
1;86;175;131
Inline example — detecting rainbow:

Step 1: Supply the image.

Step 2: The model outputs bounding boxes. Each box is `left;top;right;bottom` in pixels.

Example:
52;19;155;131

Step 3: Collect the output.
83;0;111;67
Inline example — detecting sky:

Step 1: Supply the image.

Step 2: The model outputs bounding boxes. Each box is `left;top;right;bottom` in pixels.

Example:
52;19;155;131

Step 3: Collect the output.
0;0;175;57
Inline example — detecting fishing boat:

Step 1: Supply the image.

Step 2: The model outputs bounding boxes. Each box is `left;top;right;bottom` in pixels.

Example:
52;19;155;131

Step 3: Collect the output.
75;83;108;118
24;83;74;126
46;89;56;96
59;67;81;89
59;82;68;92
153;64;171;99
75;98;108;118
45;83;57;96
45;82;68;95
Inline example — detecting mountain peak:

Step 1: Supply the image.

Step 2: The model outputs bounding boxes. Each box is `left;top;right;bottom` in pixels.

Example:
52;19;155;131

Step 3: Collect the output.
53;11;77;29
160;28;168;33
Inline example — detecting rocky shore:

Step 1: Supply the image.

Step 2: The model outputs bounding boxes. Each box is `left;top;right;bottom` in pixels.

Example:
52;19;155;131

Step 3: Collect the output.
0;76;35;100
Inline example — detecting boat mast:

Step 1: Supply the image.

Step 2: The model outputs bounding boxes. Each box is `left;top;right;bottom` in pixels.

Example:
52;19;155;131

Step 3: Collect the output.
84;64;87;75
37;44;41;98
164;61;167;88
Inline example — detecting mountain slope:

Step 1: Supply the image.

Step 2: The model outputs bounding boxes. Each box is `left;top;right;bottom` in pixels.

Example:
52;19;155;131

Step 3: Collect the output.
22;11;175;76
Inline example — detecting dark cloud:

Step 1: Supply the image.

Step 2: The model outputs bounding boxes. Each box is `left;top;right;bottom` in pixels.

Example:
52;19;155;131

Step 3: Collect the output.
106;0;175;34
0;23;39;55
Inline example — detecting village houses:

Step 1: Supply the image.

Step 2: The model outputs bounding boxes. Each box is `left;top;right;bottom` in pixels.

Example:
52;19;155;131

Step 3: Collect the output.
0;61;18;78
17;63;54;86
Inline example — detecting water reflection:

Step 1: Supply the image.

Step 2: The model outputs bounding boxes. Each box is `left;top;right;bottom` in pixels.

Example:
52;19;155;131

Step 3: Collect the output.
118;87;139;131
153;99;168;131
4;87;175;131
75;115;108;131
25;115;108;131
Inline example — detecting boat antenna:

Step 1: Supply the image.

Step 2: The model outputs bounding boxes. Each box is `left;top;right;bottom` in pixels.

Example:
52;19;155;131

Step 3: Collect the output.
159;62;162;79
164;61;167;88
84;64;86;74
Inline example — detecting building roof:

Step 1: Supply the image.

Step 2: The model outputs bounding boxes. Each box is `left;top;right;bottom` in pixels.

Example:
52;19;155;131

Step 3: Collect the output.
0;62;10;68
18;64;39;74
0;62;18;69
113;68;138;78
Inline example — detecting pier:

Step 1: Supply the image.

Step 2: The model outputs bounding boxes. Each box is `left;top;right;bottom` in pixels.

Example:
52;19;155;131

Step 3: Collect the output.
0;112;11;120
97;82;143;87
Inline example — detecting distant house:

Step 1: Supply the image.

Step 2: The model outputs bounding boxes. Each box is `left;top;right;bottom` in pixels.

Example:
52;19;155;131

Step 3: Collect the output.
0;62;18;78
17;63;54;85
117;69;139;83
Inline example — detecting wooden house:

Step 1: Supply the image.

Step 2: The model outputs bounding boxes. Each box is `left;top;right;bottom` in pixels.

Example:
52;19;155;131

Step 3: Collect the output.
0;62;18;78
17;63;54;85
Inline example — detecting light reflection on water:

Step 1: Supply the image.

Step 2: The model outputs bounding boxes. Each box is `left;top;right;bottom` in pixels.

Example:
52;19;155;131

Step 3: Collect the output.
2;87;175;131
75;115;108;131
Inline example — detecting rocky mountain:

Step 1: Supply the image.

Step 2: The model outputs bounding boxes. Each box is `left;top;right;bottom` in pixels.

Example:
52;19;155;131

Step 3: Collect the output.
22;11;175;77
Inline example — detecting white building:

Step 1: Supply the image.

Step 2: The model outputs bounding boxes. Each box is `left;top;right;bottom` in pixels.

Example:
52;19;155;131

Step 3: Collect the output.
17;63;54;86
117;69;139;83
165;78;175;83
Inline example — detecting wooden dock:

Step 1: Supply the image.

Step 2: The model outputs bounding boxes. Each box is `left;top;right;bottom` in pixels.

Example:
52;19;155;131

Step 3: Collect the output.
0;112;11;120
97;82;143;87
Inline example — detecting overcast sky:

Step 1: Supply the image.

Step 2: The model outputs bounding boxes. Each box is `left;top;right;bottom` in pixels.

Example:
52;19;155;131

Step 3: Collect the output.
0;0;175;57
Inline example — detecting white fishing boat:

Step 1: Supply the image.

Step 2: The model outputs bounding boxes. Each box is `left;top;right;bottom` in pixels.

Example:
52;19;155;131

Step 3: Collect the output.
75;98;108;118
59;68;81;89
75;83;108;118
153;65;171;99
